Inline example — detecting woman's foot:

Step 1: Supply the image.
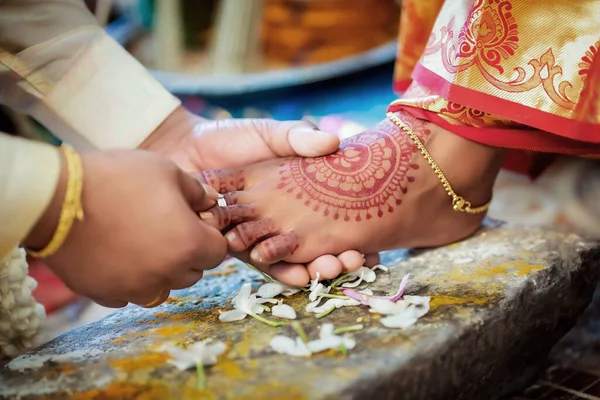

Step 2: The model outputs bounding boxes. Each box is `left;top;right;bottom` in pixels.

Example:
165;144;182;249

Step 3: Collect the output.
201;111;506;283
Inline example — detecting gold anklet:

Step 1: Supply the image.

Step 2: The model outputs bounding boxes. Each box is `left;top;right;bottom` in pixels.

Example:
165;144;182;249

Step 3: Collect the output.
28;145;85;258
386;112;491;214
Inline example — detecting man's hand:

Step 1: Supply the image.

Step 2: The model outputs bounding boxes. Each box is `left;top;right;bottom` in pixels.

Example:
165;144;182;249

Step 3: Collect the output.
140;106;341;172
25;149;225;307
140;107;380;283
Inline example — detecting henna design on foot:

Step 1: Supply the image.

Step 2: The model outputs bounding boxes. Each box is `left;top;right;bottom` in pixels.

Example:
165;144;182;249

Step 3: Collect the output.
226;219;278;251
250;232;300;264
200;169;245;193
277;113;430;222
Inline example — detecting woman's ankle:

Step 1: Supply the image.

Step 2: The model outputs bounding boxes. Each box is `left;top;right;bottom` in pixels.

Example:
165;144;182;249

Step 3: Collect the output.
426;122;506;208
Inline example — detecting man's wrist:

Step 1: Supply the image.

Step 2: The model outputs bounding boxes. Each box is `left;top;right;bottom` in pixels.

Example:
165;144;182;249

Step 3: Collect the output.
139;106;193;152
23;151;68;251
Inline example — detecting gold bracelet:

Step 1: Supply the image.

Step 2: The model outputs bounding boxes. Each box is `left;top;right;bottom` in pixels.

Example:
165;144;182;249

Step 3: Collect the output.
28;145;85;258
386;112;491;214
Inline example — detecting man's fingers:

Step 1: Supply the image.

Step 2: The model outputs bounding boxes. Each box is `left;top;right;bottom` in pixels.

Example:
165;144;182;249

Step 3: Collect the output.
91;297;128;309
195;118;340;170
247;119;341;158
178;170;218;212
283;120;341;157
131;287;171;308
200;204;259;230
168;270;205;290
186;223;228;271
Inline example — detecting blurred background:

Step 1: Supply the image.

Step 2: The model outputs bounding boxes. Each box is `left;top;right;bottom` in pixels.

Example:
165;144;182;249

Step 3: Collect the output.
1;1;599;398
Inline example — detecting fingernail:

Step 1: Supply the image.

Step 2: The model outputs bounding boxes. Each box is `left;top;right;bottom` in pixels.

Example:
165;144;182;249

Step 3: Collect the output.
203;185;220;201
250;247;263;263
225;231;237;243
199;211;214;220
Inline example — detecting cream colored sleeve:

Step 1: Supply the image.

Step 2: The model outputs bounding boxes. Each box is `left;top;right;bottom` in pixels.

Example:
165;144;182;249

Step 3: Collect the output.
0;0;181;150
0;0;181;257
0;134;61;258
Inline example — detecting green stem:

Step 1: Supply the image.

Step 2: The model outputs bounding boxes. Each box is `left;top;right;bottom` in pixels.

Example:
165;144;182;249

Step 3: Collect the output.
330;274;351;288
258;304;271;312
333;324;364;335
245;263;274;283
291;321;308;344
196;361;205;389
249;312;285;327
338;344;348;356
320;293;350;300
315;306;335;319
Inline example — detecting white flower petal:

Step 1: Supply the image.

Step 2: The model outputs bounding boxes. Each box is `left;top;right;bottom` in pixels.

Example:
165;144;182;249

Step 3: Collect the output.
167;359;195;371
367;298;406;315
342;336;357;350
306;326;356;353
361;269;377;283
272;303;297;319
380;314;418;328
309;298;360;314
162;340;227;369
341;276;363;288
305;298;325;312
282;287;301;296
270;336;311;357
308;283;330;302
309;272;321;292
407;303;430;319
256;298;279;305
358;288;374;296
371;264;389;272
198;342;227;366
307;336;343;353
218;309;247;322
319;323;335;337
236;283;253;302
256;283;286;298
403;295;431;306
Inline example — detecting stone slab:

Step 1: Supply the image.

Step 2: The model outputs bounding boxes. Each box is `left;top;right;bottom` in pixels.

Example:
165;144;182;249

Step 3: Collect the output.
1;224;599;400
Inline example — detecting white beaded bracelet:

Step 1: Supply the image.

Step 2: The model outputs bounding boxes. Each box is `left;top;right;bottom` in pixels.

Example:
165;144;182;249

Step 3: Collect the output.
0;248;45;359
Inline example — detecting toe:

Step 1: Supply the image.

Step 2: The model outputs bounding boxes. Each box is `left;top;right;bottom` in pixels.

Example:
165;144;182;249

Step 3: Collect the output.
269;262;310;286
249;232;300;264
200;204;259;230
364;253;381;267
199;169;245;193
225;219;277;252
337;251;366;273
307;254;343;280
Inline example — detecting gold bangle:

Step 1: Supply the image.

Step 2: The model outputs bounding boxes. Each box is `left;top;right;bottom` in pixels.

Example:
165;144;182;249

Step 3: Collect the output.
386;112;491;214
28;145;85;258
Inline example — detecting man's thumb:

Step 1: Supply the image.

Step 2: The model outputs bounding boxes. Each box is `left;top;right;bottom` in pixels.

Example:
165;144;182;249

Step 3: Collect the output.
178;170;219;212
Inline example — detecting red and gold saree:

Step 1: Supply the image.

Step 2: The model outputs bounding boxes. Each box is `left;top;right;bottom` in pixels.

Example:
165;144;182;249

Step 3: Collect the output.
389;0;600;176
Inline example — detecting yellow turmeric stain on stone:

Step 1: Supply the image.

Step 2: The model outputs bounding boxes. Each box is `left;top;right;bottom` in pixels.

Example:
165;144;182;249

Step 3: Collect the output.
109;353;170;372
150;324;189;337
429;295;492;309
448;261;545;283
234;331;256;358
211;359;248;379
